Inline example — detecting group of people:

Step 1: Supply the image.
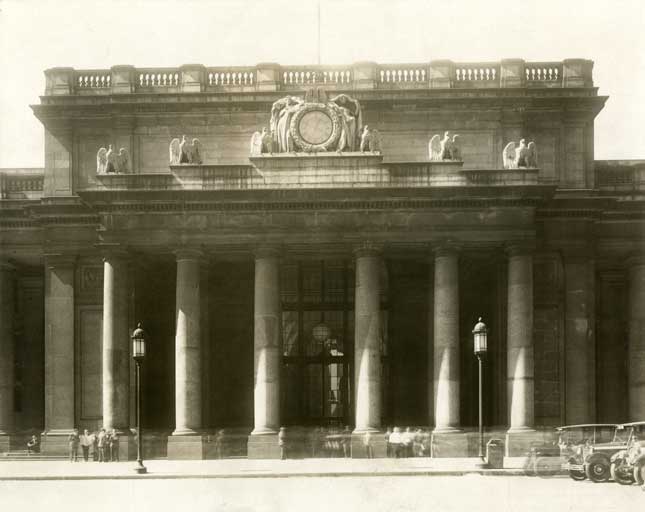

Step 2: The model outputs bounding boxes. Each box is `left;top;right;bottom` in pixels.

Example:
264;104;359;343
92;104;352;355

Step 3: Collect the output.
384;427;431;458
67;428;120;462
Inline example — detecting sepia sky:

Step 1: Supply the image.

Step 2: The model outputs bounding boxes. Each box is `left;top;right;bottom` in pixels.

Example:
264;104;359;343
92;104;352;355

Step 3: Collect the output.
0;0;643;167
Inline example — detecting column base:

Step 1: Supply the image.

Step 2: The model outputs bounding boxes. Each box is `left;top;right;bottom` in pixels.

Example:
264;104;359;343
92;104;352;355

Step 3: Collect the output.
505;428;537;457
350;432;387;458
40;430;76;457
431;431;468;457
166;434;208;460
247;433;280;459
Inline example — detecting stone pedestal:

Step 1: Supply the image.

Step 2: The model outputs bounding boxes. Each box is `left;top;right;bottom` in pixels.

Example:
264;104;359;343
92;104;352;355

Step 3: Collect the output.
247;433;280;459
431;432;469;457
628;256;645;421
506;245;535;444
0;262;15;442
102;251;130;431
167;435;208;460
250;248;281;441
43;255;76;443
432;245;461;432
353;244;382;433
564;255;595;423
173;250;203;435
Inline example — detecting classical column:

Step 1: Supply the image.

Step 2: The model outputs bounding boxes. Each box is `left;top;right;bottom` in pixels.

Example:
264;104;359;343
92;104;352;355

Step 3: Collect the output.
354;244;382;432
564;253;595;424
506;245;534;432
432;245;461;432
0;262;15;440
43;255;76;443
252;248;282;435
173;249;203;435
101;249;130;431
628;255;645;421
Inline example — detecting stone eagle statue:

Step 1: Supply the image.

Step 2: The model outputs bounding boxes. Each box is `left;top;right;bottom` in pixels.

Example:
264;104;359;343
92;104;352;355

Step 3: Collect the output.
250;127;273;156
359;125;382;153
170;136;204;164
428;132;461;161
97;145;130;173
503;139;538;169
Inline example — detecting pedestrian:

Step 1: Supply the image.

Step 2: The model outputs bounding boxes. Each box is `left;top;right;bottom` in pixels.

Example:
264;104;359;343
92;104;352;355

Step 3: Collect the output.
363;431;373;459
109;429;120;462
97;428;107;462
214;429;224;459
389;427;402;458
91;430;99;461
342;425;352;458
68;428;80;462
384;427;392;458
402;427;413;458
26;435;40;455
80;429;92;461
278;427;287;460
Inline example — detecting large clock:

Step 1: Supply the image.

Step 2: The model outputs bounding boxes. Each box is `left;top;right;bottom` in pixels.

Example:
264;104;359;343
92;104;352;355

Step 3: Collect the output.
290;103;340;152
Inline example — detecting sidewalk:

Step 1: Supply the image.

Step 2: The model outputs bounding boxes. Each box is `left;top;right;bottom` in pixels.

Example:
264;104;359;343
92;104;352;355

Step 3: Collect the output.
0;458;536;480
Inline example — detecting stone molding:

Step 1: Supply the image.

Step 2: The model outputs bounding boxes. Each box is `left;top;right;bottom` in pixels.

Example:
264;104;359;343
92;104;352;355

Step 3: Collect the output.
44;253;77;268
625;252;645;268
353;241;383;258
174;247;206;261
253;246;282;260
432;241;461;257
505;241;536;257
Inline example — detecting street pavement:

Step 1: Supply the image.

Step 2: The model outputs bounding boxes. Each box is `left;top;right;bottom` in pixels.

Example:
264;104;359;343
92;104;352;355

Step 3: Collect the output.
0;471;643;512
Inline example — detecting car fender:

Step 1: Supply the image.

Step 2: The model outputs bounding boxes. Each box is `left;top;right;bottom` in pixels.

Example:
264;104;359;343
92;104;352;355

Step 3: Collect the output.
585;452;610;465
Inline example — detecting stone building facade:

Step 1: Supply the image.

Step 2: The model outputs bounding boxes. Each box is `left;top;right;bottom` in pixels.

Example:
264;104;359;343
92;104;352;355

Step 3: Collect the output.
0;59;643;459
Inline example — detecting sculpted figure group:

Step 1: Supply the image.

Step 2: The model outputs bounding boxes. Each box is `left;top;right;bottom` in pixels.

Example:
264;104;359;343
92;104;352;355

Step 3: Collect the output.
502;139;538;169
250;89;377;155
96;145;130;174
428;131;462;162
169;135;203;165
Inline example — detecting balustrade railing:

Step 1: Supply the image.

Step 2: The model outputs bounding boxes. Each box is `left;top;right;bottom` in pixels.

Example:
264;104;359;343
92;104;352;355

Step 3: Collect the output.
281;67;352;86
46;60;592;95
207;68;255;87
0;170;44;199
453;63;500;86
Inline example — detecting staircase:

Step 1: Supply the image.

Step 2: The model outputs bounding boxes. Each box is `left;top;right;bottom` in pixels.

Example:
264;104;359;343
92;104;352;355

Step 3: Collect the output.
2;450;67;461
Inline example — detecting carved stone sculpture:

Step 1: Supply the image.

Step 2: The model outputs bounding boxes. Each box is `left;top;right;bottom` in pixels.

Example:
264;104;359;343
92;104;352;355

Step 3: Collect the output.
360;125;382;153
169;138;181;165
428;132;462;161
189;139;203;164
179;135;190;164
261;89;364;154
105;145;117;173
250;127;273;156
96;147;107;174
503;139;538;169
116;148;130;173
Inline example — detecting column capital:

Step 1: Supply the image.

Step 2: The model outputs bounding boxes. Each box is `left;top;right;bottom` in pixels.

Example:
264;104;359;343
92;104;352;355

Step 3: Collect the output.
626;251;645;269
254;245;282;260
44;253;77;268
505;241;535;257
432;241;461;257
174;247;205;261
96;243;130;260
353;241;383;258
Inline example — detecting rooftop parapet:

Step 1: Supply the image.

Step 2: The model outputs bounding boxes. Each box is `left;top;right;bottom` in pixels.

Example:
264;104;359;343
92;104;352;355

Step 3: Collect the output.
43;59;594;96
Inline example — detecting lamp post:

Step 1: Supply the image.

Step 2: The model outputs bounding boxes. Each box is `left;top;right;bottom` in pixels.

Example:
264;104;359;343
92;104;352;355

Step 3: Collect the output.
472;317;489;469
131;323;147;474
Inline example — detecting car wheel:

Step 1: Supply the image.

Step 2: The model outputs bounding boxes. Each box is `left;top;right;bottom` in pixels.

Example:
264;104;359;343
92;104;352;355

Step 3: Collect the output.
610;461;634;485
535;457;557;477
585;459;610;482
634;463;645;486
569;469;586;481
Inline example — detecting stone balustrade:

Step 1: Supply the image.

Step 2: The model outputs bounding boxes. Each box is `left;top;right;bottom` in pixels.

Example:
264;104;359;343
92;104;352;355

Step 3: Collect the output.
0;169;44;199
595;161;645;191
43;59;594;95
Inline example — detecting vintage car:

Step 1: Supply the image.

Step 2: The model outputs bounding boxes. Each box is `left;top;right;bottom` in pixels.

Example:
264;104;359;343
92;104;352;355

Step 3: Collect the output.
557;424;618;481
609;421;645;485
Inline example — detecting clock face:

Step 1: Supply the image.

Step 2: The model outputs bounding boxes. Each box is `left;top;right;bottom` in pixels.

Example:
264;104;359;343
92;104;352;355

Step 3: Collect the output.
298;110;334;145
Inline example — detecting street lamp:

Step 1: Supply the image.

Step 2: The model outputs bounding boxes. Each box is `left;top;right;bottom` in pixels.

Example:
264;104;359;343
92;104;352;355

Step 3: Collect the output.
472;317;489;469
131;323;147;474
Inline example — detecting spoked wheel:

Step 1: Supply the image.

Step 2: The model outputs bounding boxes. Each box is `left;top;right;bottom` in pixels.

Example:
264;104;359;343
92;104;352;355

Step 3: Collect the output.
610;461;634;485
585;459;610;482
634;463;645;486
535;457;557;477
569;469;587;481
